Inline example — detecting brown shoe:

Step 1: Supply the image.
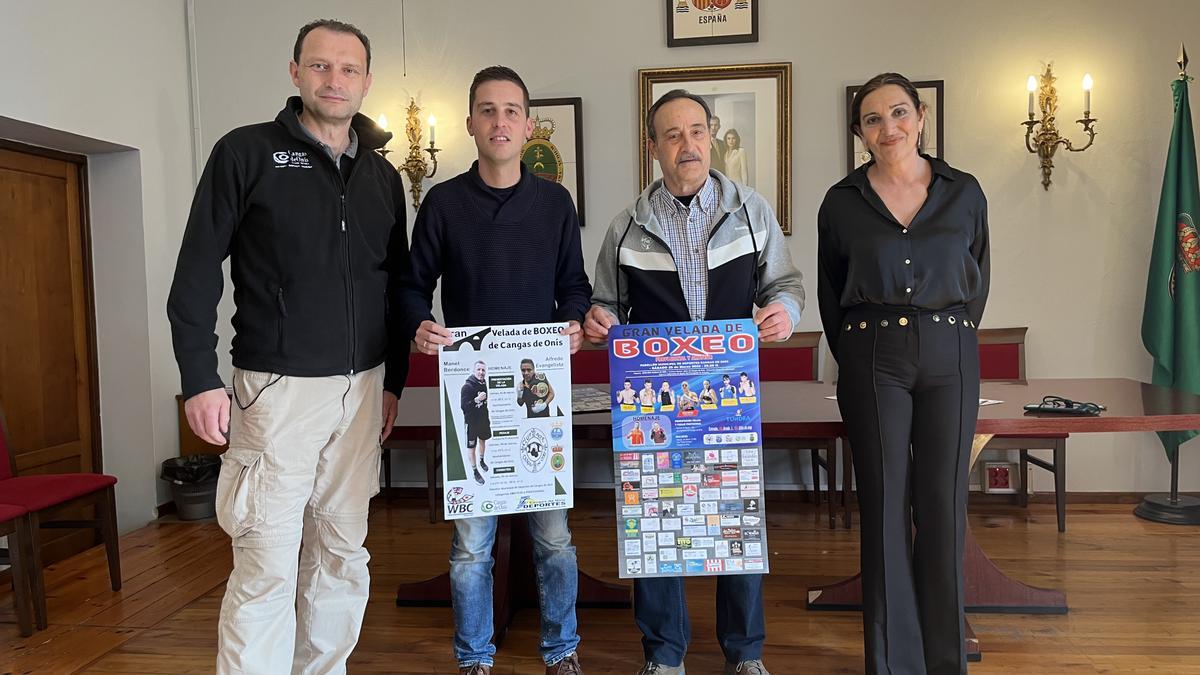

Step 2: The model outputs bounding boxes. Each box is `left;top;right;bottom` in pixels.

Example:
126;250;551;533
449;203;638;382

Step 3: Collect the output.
547;652;583;674
460;664;491;675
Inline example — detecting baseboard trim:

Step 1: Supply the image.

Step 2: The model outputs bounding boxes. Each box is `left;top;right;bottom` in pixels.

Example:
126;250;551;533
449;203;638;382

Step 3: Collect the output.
969;491;1186;505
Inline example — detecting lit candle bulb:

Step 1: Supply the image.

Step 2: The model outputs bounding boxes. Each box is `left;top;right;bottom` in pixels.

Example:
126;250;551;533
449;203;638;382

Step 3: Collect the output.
1027;75;1037;117
1082;73;1093;114
378;113;388;131
427;115;437;145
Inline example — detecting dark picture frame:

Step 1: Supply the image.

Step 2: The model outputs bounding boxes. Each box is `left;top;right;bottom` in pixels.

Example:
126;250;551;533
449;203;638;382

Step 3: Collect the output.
666;0;759;48
845;79;944;174
523;97;587;226
638;62;792;234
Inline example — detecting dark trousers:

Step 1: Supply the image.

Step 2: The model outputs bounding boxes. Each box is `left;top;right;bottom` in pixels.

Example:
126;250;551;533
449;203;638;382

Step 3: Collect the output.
633;574;766;667
835;305;979;675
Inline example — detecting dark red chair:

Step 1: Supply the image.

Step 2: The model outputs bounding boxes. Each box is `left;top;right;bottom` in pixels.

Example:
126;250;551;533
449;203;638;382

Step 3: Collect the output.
760;331;844;529
0;406;121;630
0;503;35;636
978;327;1069;532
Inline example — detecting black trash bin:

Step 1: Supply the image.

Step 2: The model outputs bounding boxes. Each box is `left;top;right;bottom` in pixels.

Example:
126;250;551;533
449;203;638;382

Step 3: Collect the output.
161;455;222;521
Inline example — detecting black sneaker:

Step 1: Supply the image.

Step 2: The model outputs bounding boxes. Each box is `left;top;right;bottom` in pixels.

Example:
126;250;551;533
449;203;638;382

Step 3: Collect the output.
474;468;485;485
479;457;489;472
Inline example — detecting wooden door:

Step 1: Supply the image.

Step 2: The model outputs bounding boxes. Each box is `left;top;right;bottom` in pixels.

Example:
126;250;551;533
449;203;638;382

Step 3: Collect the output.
0;143;100;562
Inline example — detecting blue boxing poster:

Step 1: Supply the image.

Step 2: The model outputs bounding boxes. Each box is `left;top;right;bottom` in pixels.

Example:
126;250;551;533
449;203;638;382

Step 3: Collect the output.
608;319;768;578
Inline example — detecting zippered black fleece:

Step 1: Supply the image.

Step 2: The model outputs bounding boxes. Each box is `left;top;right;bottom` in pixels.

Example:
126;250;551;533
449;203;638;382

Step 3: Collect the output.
168;97;410;398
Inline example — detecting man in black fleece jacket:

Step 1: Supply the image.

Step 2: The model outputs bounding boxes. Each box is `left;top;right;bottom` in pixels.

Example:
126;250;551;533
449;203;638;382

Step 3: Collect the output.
399;66;590;675
166;20;407;675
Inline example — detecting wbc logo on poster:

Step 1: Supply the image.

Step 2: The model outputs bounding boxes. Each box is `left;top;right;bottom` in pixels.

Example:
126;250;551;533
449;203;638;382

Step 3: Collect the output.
445;487;474;515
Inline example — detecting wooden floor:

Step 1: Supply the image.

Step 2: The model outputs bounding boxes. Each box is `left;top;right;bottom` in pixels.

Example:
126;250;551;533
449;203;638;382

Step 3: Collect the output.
2;493;1199;674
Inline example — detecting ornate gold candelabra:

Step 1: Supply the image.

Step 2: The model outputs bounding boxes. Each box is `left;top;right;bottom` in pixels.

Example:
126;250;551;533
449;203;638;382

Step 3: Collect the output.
397;99;439;210
1023;64;1097;190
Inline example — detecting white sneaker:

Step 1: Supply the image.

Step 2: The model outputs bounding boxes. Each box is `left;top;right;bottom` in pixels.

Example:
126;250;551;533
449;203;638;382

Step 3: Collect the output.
636;662;685;675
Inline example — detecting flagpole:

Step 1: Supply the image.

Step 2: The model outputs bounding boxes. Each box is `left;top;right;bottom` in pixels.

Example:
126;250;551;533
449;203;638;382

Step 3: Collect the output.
1135;44;1200;525
1171;447;1181;502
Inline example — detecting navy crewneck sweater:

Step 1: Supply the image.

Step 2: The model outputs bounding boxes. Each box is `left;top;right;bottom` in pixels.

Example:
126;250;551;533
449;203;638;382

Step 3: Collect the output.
399;161;592;337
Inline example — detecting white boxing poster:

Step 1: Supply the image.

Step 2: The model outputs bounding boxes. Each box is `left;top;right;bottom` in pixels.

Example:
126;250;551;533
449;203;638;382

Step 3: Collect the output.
439;323;573;519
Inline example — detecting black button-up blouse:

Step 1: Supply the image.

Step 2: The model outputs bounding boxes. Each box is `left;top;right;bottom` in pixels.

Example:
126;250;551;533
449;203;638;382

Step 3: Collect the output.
817;156;990;360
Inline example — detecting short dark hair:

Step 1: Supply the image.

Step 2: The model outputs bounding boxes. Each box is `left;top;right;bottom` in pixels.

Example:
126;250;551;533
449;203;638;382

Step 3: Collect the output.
469;65;530;113
646;89;712;141
849;72;924;143
294;19;372;73
520;358;534;368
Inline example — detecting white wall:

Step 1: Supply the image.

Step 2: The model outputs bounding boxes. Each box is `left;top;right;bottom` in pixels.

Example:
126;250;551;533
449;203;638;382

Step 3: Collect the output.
0;0;196;530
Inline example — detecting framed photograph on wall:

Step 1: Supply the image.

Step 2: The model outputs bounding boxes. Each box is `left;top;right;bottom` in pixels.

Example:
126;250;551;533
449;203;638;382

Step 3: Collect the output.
522;97;587;226
844;79;944;174
638;62;792;234
666;0;759;48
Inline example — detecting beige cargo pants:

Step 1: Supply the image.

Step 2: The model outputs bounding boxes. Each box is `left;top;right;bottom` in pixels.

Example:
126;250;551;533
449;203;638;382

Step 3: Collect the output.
214;365;383;674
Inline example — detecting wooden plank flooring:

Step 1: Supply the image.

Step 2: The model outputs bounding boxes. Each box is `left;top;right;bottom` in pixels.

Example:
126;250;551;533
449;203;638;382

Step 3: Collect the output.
2;493;1199;673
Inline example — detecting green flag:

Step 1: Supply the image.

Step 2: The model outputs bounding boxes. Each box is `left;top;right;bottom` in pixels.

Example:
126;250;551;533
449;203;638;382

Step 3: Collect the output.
1142;76;1200;460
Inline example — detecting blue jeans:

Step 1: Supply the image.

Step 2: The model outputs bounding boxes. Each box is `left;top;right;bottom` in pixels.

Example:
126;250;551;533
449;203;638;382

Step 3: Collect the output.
449;510;580;667
634;574;766;667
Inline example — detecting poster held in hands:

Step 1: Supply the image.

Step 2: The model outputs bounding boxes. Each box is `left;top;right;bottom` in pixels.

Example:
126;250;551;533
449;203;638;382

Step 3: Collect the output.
608;318;769;578
440;323;574;520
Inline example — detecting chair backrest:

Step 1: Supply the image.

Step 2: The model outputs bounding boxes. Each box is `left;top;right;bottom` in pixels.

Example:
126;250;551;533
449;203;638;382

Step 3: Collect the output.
978;327;1027;382
406;345;439;387
0;405;14;480
760;331;822;382
571;341;610;384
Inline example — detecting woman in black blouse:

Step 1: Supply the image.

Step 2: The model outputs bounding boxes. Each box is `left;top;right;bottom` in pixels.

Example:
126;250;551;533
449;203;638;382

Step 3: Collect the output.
818;73;989;675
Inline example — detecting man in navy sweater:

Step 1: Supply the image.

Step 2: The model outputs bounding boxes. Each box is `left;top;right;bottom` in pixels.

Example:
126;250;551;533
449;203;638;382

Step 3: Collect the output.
398;66;591;675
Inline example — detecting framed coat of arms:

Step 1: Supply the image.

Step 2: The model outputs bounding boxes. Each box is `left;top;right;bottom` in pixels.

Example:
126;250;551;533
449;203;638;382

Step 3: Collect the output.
521;97;587;226
666;0;759;48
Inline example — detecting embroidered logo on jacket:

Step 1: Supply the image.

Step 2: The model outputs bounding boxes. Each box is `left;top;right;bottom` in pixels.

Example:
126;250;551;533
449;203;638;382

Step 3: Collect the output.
272;150;313;169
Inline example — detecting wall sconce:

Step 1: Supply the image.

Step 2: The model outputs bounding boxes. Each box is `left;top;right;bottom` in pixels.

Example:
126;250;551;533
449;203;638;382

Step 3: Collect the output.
380;99;440;210
1023;64;1097;190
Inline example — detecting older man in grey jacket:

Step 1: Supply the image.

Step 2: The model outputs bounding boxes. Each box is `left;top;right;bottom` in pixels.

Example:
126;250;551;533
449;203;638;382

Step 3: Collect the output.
584;89;804;675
